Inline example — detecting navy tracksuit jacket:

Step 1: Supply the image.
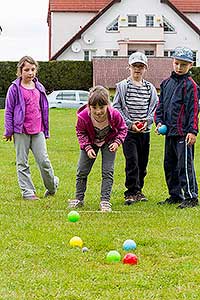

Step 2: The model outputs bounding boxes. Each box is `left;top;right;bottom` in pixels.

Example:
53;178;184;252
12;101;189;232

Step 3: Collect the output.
155;71;200;200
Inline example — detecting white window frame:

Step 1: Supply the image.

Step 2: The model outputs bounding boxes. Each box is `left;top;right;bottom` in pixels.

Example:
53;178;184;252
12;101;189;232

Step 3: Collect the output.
106;17;119;32
146;15;154;27
163;16;175;32
128;15;137;27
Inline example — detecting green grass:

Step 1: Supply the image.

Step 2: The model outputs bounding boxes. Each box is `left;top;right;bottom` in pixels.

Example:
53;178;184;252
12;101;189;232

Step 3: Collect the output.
0;108;200;299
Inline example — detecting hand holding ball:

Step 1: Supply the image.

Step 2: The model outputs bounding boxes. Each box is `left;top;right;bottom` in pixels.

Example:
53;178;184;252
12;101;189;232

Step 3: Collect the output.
158;124;167;135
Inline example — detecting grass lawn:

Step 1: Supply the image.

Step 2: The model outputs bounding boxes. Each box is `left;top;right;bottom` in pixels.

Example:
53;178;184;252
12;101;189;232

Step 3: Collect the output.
0;108;200;300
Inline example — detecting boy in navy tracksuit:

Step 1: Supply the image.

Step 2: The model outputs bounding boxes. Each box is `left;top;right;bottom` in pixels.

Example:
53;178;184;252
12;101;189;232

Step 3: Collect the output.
155;47;200;209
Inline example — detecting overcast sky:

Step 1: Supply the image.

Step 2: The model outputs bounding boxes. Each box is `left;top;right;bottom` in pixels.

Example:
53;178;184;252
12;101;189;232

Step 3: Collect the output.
0;0;49;61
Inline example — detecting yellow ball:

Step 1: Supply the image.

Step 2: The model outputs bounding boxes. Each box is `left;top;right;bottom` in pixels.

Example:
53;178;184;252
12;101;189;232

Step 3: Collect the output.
69;236;83;248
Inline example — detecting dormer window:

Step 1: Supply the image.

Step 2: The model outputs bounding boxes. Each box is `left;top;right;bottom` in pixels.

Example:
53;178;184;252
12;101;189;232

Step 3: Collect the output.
106;17;119;31
163;16;175;32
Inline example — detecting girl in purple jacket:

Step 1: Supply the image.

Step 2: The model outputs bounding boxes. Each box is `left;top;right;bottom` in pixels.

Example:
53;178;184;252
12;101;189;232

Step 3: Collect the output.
3;56;59;200
68;85;127;212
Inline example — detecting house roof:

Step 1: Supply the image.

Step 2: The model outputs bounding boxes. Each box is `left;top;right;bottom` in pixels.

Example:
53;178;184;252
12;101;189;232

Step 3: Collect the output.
93;57;173;90
49;0;111;12
49;0;200;60
171;0;200;13
49;0;200;13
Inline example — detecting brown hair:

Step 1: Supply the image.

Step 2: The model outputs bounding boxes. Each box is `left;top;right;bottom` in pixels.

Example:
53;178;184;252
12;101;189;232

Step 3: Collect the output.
88;85;110;107
16;56;39;77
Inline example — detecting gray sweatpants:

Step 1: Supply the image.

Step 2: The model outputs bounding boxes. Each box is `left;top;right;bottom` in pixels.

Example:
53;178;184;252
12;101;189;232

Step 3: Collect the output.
76;143;116;202
14;132;56;198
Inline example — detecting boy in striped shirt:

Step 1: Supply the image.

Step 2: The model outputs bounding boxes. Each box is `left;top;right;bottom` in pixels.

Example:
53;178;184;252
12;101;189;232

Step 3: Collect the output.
113;52;158;205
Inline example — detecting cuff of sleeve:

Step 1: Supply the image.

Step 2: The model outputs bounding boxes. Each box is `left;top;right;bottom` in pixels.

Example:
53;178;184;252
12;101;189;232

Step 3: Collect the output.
85;145;93;152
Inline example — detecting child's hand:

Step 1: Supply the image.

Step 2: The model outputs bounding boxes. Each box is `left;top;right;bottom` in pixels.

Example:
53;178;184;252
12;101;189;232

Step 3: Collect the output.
132;121;147;133
87;149;96;159
109;142;119;152
155;123;162;134
185;133;196;145
3;135;12;141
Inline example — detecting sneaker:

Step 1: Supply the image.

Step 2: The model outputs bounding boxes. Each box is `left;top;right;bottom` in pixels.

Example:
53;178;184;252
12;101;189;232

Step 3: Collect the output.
23;195;40;201
44;176;59;197
157;197;182;205
124;195;137;205
177;198;199;209
100;201;112;212
135;191;148;202
68;199;84;209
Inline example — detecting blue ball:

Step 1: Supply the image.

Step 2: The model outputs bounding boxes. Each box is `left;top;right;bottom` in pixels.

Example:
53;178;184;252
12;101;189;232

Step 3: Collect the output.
123;239;137;251
158;124;167;135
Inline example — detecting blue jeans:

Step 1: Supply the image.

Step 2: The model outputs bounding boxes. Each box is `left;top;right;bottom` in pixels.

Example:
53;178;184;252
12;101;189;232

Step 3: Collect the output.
76;143;116;202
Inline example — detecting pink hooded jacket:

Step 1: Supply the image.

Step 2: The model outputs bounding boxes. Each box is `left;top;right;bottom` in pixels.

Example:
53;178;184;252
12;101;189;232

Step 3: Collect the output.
76;105;127;151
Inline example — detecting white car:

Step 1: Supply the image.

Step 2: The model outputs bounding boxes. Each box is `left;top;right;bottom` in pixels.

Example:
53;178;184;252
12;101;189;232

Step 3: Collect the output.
47;90;89;108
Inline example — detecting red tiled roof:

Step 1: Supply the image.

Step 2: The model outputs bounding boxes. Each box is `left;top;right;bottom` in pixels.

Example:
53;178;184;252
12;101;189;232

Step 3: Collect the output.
93;57;173;90
49;0;200;13
171;0;200;13
49;0;110;12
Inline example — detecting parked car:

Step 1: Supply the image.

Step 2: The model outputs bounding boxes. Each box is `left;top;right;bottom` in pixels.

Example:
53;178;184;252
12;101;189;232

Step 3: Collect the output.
47;90;89;108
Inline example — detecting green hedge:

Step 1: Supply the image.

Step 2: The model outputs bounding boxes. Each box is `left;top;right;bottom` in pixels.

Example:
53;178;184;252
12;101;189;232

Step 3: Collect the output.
0;60;93;98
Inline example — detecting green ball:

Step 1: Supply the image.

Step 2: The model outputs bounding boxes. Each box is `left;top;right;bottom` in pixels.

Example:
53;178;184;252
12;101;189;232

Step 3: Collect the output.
67;210;80;222
106;250;121;263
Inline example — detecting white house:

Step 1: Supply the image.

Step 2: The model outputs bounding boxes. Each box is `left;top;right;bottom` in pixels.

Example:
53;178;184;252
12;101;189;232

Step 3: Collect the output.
48;0;200;66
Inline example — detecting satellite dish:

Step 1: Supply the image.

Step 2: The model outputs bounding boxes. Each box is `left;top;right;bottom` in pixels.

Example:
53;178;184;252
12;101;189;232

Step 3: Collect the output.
71;42;81;53
83;34;95;45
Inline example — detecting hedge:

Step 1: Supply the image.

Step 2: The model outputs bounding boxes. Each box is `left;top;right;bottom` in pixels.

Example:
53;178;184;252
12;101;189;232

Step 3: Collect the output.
0;60;200;110
0;60;93;100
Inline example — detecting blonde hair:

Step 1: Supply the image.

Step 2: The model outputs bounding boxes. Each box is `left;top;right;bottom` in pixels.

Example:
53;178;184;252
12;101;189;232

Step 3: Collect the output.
88;85;110;107
16;56;38;77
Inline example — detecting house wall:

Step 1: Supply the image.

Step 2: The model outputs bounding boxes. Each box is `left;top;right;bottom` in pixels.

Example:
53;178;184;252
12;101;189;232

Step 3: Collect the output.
51;0;200;66
51;12;95;54
185;13;200;28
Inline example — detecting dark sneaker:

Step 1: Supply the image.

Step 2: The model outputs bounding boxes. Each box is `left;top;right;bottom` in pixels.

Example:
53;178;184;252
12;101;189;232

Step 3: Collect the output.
44;176;59;197
135;191;148;202
100;201;112;212
177;198;199;209
157;197;182;205
124;195;137;205
68;199;84;209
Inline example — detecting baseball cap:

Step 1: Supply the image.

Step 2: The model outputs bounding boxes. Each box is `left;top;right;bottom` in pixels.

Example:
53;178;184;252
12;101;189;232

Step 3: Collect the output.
128;52;148;67
172;47;193;63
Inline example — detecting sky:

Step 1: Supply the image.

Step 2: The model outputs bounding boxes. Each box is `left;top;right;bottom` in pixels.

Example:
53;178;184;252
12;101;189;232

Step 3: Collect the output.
0;0;49;61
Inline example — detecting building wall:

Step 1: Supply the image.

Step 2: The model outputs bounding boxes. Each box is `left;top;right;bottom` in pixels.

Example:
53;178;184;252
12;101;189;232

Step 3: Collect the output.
51;0;200;65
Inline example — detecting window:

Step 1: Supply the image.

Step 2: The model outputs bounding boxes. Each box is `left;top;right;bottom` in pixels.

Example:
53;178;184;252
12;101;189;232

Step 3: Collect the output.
106;50;118;56
56;92;76;102
106;17;119;31
84;50;97;61
163;16;175;32
164;50;174;57
193;51;197;66
145;50;154;56
128;50;137;56
84;50;89;61
79;92;89;102
146;15;154;27
128;15;137;27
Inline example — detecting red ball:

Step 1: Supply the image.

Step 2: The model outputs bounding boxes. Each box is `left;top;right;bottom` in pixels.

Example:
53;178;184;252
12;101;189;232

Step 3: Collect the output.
136;121;144;129
123;253;138;265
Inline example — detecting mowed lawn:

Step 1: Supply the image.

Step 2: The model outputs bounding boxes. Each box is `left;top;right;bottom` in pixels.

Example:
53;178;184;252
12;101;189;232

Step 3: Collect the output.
0;108;200;300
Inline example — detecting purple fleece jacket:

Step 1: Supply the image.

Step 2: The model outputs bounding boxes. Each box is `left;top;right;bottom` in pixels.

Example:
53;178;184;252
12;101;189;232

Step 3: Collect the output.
76;105;128;151
4;77;49;138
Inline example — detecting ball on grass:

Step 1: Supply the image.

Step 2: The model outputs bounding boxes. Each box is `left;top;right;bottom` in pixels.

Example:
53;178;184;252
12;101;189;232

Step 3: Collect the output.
123;253;138;265
67;210;80;222
123;239;136;251
69;236;83;248
106;250;121;263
